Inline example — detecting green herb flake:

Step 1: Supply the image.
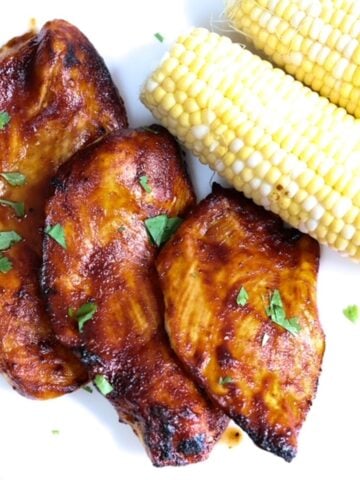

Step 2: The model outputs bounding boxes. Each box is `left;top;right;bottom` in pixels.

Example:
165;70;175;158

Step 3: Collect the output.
83;385;93;394
219;376;234;385
51;429;60;435
0;172;26;186
154;32;164;42
236;286;248;307
343;305;359;323
139;175;152;193
0;231;22;251
144;214;182;246
0;111;11;130
0;255;13;273
0;199;25;217
266;289;301;336
94;374;113;396
69;302;98;332
118;226;126;232
45;224;67;249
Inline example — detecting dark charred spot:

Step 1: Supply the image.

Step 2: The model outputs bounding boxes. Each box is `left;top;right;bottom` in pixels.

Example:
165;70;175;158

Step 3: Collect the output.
283;228;302;243
51;176;67;192
42;285;57;297
16;286;29;300
145;405;177;464
232;413;296;462
276;184;284;191
178;434;206;456
98;125;107;136
64;44;80;68
80;348;103;367
38;339;54;355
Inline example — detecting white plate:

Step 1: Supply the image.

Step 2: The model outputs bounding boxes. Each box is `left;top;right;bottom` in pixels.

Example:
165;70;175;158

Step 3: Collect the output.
0;2;359;479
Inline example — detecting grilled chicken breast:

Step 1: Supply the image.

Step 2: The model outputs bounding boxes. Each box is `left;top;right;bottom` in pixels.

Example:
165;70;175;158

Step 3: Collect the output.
157;184;325;461
0;20;128;397
42;127;228;466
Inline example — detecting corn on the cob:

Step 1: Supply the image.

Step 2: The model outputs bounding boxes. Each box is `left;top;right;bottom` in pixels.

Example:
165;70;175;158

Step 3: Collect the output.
226;0;360;117
141;28;360;261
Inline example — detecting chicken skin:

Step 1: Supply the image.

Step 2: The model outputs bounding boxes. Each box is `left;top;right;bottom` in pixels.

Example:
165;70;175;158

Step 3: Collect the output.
157;184;325;461
42;127;228;466
0;20;127;397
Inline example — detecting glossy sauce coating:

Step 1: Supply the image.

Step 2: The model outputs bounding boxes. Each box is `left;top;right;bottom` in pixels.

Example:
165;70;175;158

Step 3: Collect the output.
0;20;128;397
42;128;228;466
157;184;325;461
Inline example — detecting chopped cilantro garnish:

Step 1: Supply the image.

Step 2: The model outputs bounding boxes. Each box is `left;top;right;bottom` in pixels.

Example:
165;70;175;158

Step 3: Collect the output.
154;32;164;42
68;302;98;332
0;255;12;273
139;175;152;193
0;111;11;129
219;376;233;385
118;226;126;232
45;224;67;249
94;374;113;396
236;286;248;306
0;172;26;186
51;429;60;435
0;199;25;217
343;305;359;323
0;231;22;250
144;214;182;246
266;289;301;336
83;385;93;393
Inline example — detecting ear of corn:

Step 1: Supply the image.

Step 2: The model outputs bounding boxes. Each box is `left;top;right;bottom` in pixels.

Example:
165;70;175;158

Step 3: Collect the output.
226;0;360;118
141;28;360;262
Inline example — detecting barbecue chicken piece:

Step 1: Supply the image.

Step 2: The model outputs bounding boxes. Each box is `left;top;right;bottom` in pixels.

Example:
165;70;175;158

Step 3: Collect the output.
0;19;128;398
42;127;228;466
157;184;325;462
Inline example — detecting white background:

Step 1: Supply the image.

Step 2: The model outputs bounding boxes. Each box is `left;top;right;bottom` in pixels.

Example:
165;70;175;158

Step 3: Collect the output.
0;1;359;479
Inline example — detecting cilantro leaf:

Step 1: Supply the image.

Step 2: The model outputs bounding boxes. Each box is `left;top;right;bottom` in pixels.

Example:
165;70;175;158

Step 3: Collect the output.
154;32;164;42
0;231;22;250
144;214;182;246
76;303;97;332
94;374;113;396
0;199;25;217
51;429;60;435
343;305;359;323
236;286;248;306
68;302;97;332
0;172;26;186
219;376;233;385
139;175;152;193
45;224;67;249
266;289;301;336
0;111;11;129
0;255;12;273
